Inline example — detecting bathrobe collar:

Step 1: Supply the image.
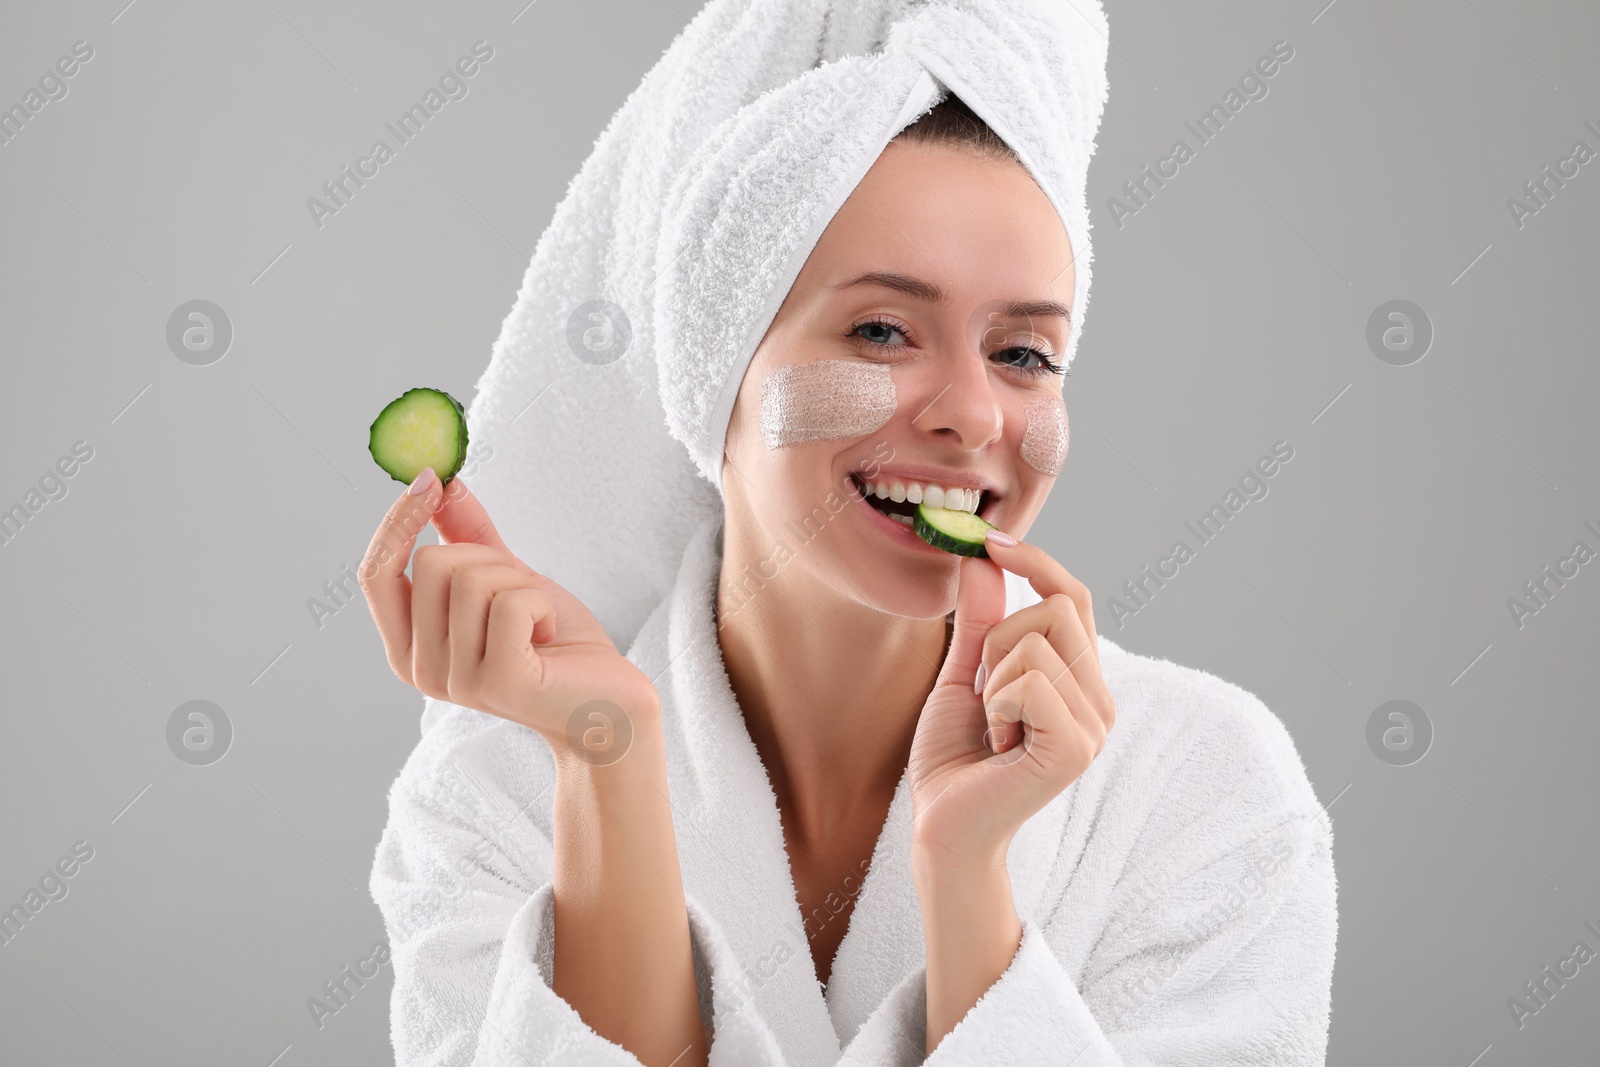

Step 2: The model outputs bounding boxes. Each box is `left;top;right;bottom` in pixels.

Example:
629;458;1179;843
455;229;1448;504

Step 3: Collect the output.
629;511;1074;1063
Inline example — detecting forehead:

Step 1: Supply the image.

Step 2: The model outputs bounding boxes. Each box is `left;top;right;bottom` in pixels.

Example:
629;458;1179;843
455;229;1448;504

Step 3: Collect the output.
804;141;1075;304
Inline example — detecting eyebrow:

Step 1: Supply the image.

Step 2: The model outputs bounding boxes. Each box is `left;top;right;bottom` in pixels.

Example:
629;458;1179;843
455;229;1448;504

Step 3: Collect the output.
828;270;1071;323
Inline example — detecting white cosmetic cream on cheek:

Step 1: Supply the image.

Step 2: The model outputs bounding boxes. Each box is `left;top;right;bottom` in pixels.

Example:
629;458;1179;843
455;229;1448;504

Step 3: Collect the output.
759;360;897;449
1020;394;1069;476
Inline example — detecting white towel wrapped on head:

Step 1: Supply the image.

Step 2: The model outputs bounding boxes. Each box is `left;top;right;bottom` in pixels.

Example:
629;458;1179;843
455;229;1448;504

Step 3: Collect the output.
458;0;1108;654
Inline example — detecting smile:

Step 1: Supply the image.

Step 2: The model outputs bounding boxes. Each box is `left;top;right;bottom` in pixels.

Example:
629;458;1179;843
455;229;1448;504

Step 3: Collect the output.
846;472;1000;550
848;471;999;522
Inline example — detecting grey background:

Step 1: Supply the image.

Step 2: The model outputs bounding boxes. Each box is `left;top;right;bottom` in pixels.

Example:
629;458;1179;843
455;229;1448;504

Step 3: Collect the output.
1;0;1595;1063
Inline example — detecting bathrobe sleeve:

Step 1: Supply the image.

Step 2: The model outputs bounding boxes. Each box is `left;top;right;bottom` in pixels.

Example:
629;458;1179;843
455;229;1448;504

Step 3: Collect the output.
369;706;788;1067
838;690;1338;1067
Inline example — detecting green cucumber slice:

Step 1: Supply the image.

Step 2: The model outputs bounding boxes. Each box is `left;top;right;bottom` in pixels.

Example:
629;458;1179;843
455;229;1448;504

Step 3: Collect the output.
913;502;995;557
368;387;469;486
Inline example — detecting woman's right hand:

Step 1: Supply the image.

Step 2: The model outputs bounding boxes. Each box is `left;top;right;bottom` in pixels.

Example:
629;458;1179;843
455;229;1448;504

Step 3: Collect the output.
364;467;707;1066
358;466;658;758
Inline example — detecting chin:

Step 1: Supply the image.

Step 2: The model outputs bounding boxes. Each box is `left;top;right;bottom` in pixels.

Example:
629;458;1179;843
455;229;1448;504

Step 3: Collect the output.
839;562;957;621
825;501;961;618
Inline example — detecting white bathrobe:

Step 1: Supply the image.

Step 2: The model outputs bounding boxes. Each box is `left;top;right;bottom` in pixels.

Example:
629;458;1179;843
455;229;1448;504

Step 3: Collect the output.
368;512;1338;1065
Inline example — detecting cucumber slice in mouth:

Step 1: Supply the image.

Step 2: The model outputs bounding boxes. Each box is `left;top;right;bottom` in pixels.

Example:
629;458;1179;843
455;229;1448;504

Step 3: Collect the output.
368;387;469;486
913;501;996;557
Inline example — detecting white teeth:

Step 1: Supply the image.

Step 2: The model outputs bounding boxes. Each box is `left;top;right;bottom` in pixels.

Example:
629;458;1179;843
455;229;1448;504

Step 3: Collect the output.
856;475;982;514
887;513;914;526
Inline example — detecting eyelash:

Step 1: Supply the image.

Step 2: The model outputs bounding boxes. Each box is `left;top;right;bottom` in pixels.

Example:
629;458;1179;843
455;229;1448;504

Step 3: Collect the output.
844;314;1067;378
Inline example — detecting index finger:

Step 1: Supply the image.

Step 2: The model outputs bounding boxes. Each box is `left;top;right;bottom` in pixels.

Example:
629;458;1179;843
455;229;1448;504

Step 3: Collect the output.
934;554;1007;693
981;531;1099;665
433;473;514;554
357;471;446;672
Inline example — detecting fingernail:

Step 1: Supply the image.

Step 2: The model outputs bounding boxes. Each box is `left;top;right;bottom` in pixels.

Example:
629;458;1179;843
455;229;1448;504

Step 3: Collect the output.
974;660;988;696
985;527;1018;547
408;467;437;496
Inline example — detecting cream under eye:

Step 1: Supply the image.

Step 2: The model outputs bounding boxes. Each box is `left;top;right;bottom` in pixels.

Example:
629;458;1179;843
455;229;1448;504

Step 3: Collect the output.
1021;394;1069;475
759;359;897;449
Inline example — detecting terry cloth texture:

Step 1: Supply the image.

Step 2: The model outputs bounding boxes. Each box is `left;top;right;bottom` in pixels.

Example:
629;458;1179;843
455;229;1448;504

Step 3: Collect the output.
370;510;1339;1065
457;0;1110;654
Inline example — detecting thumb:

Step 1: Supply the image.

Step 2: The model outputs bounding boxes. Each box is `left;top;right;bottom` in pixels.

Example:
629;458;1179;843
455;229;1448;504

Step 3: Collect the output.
428;471;511;552
935;555;1007;693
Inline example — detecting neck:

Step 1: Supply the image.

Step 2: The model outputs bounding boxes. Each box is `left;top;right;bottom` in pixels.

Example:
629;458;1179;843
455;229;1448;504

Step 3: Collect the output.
714;519;952;847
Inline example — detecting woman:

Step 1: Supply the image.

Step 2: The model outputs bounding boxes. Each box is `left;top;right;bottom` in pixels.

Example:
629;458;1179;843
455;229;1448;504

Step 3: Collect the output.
362;3;1336;1065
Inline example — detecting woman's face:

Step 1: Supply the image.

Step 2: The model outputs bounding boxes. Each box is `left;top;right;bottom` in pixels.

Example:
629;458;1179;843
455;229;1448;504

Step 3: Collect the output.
721;138;1075;619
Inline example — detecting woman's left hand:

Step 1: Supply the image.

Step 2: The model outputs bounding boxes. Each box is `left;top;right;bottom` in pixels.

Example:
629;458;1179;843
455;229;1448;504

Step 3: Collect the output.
908;532;1118;876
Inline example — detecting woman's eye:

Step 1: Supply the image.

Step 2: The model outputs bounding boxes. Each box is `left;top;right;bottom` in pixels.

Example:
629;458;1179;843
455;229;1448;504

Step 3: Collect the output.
847;318;1063;377
852;320;908;347
993;345;1064;377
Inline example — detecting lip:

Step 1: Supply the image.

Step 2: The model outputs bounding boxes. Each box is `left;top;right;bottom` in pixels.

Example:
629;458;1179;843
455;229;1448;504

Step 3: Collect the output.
850;463;1002;500
848;467;1005;526
846;476;951;554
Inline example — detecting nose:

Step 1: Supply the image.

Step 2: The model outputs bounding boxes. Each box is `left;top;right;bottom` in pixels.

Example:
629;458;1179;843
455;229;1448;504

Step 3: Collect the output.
906;340;1005;451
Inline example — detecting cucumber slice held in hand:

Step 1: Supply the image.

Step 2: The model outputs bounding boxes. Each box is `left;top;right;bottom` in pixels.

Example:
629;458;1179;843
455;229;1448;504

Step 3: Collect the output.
913;501;996;558
368;387;469;487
